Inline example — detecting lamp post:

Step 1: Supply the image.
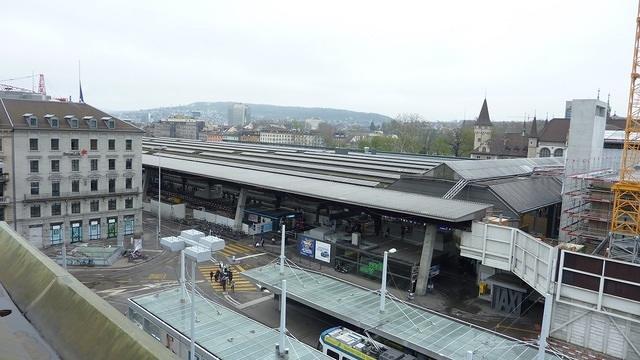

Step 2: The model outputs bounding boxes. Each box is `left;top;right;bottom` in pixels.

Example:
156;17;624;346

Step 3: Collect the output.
379;248;396;313
160;230;224;360
157;146;167;248
276;279;289;359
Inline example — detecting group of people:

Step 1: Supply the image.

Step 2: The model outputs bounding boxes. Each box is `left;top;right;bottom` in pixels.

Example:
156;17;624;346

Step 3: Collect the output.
209;266;234;292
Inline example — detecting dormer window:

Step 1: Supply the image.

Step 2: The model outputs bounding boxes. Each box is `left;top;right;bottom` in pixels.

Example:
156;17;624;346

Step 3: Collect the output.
102;117;115;129
45;114;59;128
24;113;37;127
84;116;97;129
65;115;79;128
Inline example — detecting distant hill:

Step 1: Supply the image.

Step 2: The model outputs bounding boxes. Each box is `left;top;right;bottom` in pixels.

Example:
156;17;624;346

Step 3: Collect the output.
113;101;393;126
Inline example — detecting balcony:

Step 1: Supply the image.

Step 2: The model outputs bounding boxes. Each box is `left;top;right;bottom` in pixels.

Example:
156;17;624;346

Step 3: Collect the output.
24;187;140;202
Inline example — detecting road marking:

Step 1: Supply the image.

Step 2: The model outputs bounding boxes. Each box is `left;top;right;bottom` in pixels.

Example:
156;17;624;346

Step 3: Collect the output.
237;294;274;309
147;273;167;280
198;264;256;293
233;253;268;261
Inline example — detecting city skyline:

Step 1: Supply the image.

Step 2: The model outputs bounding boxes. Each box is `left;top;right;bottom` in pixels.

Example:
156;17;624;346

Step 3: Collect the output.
1;0;636;121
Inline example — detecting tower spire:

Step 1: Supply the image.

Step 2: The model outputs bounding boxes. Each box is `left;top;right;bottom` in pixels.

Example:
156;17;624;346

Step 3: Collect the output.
477;99;491;126
78;61;84;103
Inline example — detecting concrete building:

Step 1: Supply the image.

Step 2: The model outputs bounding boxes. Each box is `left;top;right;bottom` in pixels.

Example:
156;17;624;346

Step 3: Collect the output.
0;98;144;248
258;131;325;147
228;103;250;126
148;117;204;140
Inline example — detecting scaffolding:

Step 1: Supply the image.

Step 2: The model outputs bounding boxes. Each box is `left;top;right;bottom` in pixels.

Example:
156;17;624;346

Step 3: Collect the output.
562;166;640;263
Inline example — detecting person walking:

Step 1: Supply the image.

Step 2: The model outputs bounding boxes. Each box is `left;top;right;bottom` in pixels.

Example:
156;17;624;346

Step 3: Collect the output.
214;269;220;283
209;271;214;282
220;275;227;293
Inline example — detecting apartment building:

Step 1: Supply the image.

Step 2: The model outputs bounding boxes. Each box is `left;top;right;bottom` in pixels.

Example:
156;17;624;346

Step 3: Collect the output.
259;131;325;147
0;98;144;248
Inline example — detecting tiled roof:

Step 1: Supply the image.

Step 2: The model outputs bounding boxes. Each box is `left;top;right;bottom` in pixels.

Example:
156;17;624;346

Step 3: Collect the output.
0;98;143;132
538;118;570;143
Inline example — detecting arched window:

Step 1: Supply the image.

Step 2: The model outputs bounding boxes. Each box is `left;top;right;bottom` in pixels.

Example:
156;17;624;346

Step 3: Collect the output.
540;148;551;157
554;148;564;157
481;146;487;153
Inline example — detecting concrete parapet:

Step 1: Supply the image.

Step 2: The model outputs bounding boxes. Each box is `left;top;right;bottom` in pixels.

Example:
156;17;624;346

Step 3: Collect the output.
0;221;175;360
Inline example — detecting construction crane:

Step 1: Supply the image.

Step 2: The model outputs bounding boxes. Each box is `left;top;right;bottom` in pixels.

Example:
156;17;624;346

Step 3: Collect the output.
611;2;640;238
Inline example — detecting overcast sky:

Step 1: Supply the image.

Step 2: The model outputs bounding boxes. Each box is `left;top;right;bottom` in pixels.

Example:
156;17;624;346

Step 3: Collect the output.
2;1;636;120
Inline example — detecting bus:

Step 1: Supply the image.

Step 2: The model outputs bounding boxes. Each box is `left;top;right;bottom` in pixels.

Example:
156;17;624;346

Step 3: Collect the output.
318;326;417;360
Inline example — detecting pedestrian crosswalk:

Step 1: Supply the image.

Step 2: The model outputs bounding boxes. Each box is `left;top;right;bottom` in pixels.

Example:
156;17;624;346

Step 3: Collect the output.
218;243;256;259
198;263;258;293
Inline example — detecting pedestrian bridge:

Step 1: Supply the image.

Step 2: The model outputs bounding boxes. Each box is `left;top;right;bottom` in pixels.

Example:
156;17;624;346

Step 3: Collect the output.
460;221;640;359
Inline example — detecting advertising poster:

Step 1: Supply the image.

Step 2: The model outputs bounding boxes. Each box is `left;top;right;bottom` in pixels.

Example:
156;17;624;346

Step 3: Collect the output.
314;241;331;263
298;236;315;258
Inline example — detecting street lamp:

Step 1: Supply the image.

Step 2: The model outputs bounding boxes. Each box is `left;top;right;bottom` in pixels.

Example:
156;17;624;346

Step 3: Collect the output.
161;229;225;360
157;146;167;248
379;248;396;313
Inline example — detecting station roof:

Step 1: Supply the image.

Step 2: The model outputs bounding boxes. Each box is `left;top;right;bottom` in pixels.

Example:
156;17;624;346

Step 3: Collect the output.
425;157;564;182
130;287;330;360
243;265;562;360
143;137;461;186
142;153;491;222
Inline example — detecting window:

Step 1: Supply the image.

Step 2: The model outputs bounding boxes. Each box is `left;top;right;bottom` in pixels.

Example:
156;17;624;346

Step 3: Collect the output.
108;139;115;151
596;105;606;117
109;179;115;193
51;118;59;128
326;349;340;360
50;138;59;151
125;198;133;209
91;179;98;192
29;138;38;151
30;205;41;218
71;202;80;214
554;148;564;157
30;160;39;173
30;182;39;195
126;139;132;151
125;177;132;189
108;199;116;210
90;119;97;128
90;139;98;150
125;158;132;170
71;119;79;128
51;203;61;216
72;139;80;150
52;182;60;197
540;147;551;157
108;158;116;170
90;200;99;212
91;159;98;171
51;160;60;172
28;116;38;127
72;180;80;193
108;119;115;129
71;159;80;172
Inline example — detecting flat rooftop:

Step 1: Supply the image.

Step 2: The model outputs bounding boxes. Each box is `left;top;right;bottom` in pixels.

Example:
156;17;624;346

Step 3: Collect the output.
242;265;562;360
130;287;331;360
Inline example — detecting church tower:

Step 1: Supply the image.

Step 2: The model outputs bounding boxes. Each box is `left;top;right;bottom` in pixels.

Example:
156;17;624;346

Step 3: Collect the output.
527;116;539;158
473;98;493;155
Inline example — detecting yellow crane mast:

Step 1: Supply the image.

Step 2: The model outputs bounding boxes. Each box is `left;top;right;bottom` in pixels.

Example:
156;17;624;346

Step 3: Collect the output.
611;2;640;236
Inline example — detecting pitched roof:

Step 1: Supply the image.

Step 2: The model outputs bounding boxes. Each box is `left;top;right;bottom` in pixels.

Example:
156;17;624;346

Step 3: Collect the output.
606;116;626;130
476;98;492;126
530;116;538;137
0;98;143;132
538;118;570;143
